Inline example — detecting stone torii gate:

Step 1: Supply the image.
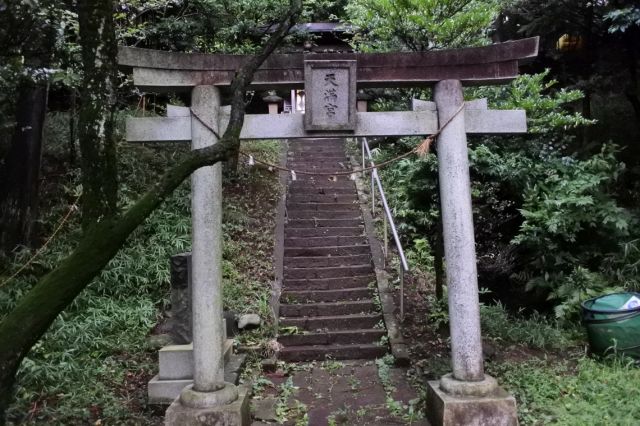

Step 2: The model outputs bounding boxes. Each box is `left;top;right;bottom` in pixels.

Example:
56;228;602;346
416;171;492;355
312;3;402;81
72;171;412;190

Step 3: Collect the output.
120;37;538;426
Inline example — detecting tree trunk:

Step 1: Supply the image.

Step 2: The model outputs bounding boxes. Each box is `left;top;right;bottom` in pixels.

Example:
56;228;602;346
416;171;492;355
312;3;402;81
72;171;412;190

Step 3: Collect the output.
0;0;302;420
0;80;48;251
77;0;119;230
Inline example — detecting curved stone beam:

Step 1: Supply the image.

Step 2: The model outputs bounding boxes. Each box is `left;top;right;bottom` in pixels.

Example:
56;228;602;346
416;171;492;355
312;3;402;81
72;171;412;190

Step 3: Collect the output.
118;38;539;91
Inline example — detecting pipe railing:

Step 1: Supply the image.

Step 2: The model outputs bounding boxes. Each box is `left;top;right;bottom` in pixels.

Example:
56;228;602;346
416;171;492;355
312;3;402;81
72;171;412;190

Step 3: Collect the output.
360;137;409;319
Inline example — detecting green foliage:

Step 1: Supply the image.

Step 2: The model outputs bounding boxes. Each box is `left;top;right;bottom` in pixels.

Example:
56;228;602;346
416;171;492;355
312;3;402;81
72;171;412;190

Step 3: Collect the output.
374;68;638;320
489;356;640;425
0;115;282;423
606;6;640;34
472;70;595;133
345;0;502;51
480;303;581;349
511;145;633;320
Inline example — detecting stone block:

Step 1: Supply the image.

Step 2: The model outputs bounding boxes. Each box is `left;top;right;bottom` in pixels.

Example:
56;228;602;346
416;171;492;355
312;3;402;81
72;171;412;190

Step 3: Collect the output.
149;376;193;405
164;385;251;426
150;353;246;405
159;343;194;380
426;380;518;426
159;340;234;381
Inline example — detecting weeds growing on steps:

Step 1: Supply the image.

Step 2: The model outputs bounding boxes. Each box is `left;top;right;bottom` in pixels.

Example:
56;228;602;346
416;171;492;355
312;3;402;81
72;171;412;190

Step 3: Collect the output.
0;113;282;424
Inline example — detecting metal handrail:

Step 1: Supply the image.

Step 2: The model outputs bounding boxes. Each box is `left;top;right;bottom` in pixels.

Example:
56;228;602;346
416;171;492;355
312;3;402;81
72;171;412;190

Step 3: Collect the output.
360;137;409;318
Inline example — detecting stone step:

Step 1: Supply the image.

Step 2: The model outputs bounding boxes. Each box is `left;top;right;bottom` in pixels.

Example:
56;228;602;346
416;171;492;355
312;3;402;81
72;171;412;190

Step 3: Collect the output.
286;219;363;228
287;210;362;220
280;300;377;317
287;165;351;173
284;227;364;238
288;182;356;191
284;236;368;248
286;202;360;211
284;264;373;279
280;313;383;331
278;329;385;346
281;287;373;303
289;140;344;147
288;146;345;153
278;343;387;362
284;245;371;257
292;175;354;183
287;160;350;167
283;253;370;268
288;188;356;196
283;275;376;290
287;194;358;203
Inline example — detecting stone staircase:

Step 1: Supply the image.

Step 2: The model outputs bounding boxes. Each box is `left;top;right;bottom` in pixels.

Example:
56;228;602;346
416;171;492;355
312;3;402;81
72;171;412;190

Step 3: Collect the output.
277;138;388;361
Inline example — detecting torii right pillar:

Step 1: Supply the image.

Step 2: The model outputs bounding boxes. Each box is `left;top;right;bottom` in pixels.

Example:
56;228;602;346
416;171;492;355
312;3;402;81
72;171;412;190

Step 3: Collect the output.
426;80;518;426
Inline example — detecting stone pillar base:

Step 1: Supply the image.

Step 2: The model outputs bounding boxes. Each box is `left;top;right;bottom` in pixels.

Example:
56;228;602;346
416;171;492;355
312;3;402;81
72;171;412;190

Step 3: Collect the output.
165;385;250;426
426;378;518;426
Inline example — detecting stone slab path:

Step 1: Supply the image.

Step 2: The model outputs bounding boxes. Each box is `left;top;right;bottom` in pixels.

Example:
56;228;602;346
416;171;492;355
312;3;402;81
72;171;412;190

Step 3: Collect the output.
277;138;387;362
251;359;428;426
253;138;428;425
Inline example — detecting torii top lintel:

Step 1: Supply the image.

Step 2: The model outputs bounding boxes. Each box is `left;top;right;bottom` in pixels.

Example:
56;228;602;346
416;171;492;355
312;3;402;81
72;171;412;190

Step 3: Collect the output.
118;37;538;92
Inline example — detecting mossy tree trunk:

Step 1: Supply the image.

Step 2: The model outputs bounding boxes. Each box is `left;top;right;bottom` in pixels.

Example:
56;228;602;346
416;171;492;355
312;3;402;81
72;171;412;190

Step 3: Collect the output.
0;0;301;421
77;0;119;230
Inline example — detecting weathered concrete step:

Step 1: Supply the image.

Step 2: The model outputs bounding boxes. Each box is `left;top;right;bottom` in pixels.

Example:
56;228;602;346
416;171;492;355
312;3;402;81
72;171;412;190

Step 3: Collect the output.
289;146;345;152
284;253;370;268
286;219;363;228
284;227;364;238
284;274;375;290
293;175;354;182
289;152;345;157
284;245;371;257
284;264;373;279
287;160;350;167
285;236;368;248
289;140;344;147
288;180;355;188
280;313;383;331
278;329;385;346
287;210;361;220
280;300;376;317
278;343;387;362
281;287;373;303
287;194;358;203
288;188;356;196
286;167;353;173
287;151;350;162
286;202;359;211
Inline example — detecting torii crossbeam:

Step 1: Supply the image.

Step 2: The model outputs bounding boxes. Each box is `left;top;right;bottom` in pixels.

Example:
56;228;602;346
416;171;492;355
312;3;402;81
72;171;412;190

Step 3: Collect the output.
120;37;539;426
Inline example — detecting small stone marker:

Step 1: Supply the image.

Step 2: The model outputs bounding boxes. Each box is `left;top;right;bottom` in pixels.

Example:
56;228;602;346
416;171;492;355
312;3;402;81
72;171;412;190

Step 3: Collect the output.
304;60;356;131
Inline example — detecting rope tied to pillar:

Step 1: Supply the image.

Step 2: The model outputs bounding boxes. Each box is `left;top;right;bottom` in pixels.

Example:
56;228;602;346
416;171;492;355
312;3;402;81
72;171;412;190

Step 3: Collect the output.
189;102;466;176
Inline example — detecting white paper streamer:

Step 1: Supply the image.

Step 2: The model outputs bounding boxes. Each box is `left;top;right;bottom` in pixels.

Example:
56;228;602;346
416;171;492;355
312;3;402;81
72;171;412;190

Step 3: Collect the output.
248;155;255;166
291;170;297;181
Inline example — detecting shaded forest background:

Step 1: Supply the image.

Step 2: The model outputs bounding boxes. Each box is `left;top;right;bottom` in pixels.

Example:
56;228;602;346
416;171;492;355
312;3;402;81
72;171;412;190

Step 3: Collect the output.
0;0;639;424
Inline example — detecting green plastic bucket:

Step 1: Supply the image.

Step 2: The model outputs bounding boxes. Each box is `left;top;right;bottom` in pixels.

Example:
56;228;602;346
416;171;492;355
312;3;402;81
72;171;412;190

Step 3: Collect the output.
582;292;640;358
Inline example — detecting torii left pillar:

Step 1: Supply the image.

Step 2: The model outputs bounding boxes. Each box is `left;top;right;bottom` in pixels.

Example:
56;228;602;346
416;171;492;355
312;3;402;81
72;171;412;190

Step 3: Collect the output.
165;86;250;425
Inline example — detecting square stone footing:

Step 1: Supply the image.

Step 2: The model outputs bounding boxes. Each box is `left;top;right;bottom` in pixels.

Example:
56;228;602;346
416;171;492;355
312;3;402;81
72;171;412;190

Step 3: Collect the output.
426;380;518;426
165;386;250;426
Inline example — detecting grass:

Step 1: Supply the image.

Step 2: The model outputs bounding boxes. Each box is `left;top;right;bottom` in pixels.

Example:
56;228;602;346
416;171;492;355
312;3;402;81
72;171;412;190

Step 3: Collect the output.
480;302;583;350
488;356;640;425
0;113;283;424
